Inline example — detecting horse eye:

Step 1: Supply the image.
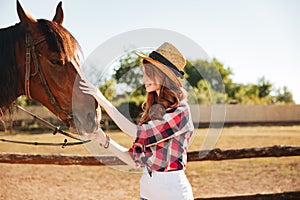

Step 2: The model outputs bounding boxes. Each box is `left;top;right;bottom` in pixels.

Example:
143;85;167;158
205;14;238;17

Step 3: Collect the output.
49;59;63;66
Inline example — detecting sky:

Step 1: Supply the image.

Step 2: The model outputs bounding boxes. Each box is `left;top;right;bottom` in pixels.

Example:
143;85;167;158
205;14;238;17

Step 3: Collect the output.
1;0;299;104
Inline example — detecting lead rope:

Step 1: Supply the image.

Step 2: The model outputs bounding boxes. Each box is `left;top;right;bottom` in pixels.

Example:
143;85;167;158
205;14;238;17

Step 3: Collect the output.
0;105;91;148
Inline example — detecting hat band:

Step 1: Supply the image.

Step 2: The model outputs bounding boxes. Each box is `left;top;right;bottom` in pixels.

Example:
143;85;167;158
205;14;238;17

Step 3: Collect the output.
149;51;184;78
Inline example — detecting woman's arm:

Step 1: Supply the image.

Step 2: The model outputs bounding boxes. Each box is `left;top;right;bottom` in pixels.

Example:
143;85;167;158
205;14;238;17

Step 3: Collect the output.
99;97;137;138
92;128;137;168
79;80;137;138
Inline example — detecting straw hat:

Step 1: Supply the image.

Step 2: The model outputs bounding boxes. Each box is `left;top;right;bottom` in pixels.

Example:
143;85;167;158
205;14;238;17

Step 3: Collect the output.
135;42;186;86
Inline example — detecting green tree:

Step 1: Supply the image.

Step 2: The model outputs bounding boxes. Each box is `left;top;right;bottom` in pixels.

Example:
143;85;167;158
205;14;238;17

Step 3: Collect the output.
189;79;226;104
274;86;295;104
114;53;143;91
107;52;295;105
113;53;146;107
99;79;116;103
257;76;272;98
185;58;232;93
231;82;272;104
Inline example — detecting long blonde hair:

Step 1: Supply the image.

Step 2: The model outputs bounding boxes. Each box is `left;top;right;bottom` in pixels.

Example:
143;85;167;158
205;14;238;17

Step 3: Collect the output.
138;60;185;125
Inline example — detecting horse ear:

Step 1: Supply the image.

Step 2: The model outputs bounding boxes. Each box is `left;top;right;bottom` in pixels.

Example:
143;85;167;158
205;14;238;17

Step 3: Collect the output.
17;0;37;31
53;2;64;25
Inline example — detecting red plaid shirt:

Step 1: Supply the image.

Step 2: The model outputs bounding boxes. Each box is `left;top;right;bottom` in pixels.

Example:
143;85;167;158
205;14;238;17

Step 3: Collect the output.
129;101;194;173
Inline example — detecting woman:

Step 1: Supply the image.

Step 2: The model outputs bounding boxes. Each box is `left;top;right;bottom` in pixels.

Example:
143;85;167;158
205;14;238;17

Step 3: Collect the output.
80;42;194;200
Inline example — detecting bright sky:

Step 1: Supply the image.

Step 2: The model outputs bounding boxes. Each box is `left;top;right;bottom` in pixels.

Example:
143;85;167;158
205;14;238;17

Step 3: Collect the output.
1;0;299;104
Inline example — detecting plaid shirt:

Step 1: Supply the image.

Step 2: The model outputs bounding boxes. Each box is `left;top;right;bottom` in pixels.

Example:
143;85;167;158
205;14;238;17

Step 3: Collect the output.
129;101;194;174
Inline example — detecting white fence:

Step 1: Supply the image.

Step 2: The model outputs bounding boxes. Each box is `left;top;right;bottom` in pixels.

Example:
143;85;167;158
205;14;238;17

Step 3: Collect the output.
190;104;300;125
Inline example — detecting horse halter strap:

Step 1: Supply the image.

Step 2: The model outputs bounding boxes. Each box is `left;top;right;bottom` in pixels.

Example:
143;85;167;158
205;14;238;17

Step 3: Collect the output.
25;33;72;121
25;34;45;98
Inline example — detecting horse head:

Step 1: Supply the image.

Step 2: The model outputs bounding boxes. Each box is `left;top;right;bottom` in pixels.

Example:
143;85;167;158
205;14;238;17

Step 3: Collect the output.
13;1;101;134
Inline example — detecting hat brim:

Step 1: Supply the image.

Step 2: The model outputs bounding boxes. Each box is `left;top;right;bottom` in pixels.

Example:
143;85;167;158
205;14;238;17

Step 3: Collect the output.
135;52;182;86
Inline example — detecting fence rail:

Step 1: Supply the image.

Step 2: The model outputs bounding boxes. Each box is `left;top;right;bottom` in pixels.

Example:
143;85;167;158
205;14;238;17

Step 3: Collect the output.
0;145;299;166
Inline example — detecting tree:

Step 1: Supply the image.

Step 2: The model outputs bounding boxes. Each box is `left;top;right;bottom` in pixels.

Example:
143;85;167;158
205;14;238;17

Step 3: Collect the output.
185;58;233;93
98;79;116;113
106;52;295;105
114;53;143;92
274;86;295;104
113;53;146;107
257;76;272;98
189;79;227;104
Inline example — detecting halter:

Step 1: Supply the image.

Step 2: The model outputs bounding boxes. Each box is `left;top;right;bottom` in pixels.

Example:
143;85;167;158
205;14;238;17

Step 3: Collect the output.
24;33;73;124
0;34;91;147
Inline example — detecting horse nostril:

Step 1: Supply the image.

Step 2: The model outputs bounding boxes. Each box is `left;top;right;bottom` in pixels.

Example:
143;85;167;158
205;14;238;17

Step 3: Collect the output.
87;112;94;121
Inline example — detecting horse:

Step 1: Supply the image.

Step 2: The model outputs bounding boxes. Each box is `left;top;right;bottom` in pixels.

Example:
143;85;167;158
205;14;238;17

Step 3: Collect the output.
0;1;101;134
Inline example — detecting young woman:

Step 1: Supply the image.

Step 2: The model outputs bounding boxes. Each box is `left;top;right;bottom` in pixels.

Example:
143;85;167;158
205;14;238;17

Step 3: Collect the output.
79;42;194;200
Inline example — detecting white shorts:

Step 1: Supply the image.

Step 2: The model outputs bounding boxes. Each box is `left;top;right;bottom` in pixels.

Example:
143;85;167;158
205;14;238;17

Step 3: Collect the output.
140;168;194;200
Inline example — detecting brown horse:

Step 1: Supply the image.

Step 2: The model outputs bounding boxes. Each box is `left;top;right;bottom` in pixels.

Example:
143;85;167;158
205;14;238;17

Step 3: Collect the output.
0;1;100;134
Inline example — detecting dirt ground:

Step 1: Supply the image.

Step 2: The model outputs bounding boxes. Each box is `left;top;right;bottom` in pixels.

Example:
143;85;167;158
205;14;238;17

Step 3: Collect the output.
1;157;299;200
1;126;299;199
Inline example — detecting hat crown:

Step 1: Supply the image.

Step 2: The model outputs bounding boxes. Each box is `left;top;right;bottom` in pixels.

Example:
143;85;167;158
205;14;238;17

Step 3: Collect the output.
155;42;186;71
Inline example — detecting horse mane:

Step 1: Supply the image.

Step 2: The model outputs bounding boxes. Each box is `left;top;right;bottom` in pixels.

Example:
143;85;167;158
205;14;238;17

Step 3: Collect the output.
38;19;82;67
0;23;25;110
0;20;82;111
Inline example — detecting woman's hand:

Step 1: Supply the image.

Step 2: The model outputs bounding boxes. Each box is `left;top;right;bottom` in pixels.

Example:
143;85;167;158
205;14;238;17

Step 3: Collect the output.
80;79;137;138
89;128;109;148
79;80;106;105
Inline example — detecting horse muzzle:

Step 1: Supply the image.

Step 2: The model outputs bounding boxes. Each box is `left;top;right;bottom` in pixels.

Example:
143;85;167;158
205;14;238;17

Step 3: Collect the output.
69;105;101;135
